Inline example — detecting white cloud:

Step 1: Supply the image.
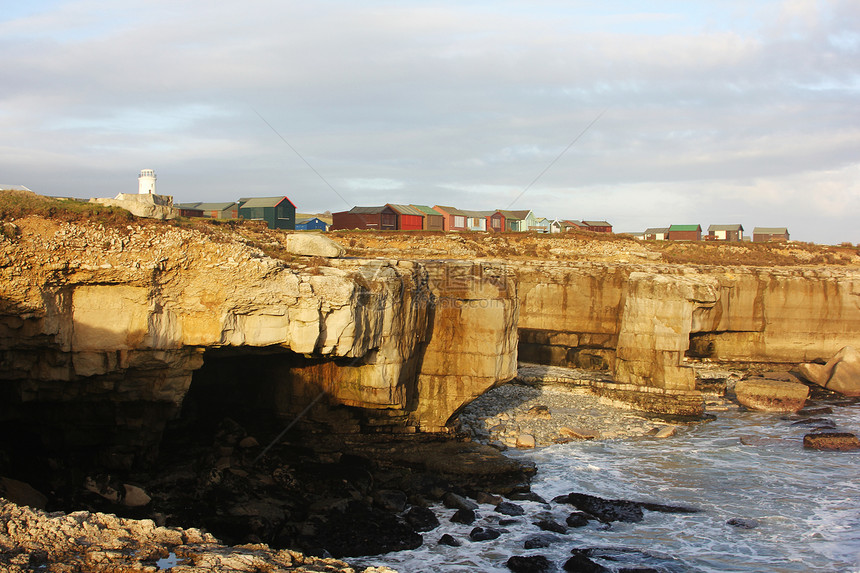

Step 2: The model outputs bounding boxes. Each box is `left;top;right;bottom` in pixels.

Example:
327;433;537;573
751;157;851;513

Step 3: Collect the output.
1;0;859;242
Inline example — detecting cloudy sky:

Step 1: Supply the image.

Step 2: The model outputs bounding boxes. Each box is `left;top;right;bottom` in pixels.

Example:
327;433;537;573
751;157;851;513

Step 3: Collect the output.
2;1;858;243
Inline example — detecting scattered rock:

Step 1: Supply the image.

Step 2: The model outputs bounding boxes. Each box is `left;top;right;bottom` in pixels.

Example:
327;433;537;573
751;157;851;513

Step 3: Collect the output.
566;512;591;528
476;492;503;505
523;534;557;549
373;489;408;512
450;508;476;524
554;492;700;523
405;506;439;532
469;526;502;541
507;554;552;572
495;501;525;516
508;491;548;503
563;552;609;572
727;517;759;529
734;379;809;413
438;533;461;547
534;518;567;533
443;492;478;511
516;434;536;449
803;432;860;451
559;426;599;440
524;405;552;420
653;426;676;438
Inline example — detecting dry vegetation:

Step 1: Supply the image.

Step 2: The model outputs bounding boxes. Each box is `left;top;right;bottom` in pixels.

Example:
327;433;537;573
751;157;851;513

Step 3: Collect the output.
3;189;858;268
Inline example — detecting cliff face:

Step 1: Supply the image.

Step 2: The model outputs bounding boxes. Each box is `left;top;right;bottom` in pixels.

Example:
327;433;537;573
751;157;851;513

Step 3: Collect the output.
0;218;517;465
516;262;860;413
4;216;860;464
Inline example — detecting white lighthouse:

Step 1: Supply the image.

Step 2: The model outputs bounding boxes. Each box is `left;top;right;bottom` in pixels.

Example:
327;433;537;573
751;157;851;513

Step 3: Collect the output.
138;169;156;195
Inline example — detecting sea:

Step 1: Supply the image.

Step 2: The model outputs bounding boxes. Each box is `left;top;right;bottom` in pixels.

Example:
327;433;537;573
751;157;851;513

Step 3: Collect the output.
356;402;860;572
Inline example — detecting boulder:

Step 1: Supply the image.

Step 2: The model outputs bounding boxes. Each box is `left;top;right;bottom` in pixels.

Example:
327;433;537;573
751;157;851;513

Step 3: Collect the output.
734;379;809;413
516;434;536;449
506;555;552;573
524;534;557;549
438;533;461;547
803;432;860;451
405;506;439;532
495;501;525;516
469;526;501;541
122;484;151;507
442;492;478;511
0;477;47;509
796;346;860;396
563;552;609;572
727;517;759;529
450;508;476;524
559;426;598;440
534;519;567;533
566;512;591;527
284;233;345;258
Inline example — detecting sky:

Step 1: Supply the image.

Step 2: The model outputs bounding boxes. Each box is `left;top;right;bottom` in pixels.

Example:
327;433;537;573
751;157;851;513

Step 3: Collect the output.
1;0;858;243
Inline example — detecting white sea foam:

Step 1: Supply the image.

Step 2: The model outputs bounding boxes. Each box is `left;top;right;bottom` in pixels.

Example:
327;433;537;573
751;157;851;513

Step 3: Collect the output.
356;403;860;573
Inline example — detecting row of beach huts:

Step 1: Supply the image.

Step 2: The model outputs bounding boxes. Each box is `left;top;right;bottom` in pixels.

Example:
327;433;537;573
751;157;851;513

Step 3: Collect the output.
175;198;789;242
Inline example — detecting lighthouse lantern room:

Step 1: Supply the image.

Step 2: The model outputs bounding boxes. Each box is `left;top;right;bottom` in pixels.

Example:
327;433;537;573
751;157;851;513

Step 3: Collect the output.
138;169;157;195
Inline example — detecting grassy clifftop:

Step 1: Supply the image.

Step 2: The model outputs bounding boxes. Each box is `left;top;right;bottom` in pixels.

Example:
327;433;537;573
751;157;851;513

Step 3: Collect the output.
2;189;857;267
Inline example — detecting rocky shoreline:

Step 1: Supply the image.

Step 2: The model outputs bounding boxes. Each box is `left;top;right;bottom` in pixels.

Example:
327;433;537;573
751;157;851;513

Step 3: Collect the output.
3;362;858;572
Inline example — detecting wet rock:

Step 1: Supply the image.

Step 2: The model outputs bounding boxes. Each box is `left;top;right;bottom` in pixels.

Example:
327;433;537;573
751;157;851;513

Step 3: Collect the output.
438;533;461;547
735;379;809;413
653;426;676;438
476;491;503;505
554;493;643;523
524;534;557;549
373;489;408;512
554;492;700;523
790;417;836;428
496;501;525;516
563;552;609;572
727;517;759;529
507;554;552;572
405;506;439;532
499;518;522;526
803;432;860;451
799;406;834;416
534;519;567;534
470;526;502;541
508;491;548;503
566;512;591;528
310;500;423;557
443;492;478;511
451;508;476;524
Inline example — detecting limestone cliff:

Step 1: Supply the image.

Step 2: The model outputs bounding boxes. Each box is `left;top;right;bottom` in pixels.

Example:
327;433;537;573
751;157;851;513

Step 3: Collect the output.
515;262;860;413
0;217;517;465
4;214;860;462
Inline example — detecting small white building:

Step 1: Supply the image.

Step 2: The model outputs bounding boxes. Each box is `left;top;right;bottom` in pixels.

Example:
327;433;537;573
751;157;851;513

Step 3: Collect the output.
138;169;156;195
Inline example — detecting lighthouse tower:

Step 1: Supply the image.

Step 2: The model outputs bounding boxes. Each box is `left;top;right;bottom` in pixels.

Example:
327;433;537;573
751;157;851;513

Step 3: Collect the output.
138;169;156;195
